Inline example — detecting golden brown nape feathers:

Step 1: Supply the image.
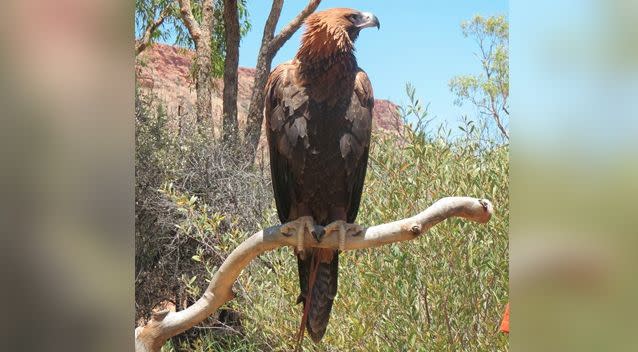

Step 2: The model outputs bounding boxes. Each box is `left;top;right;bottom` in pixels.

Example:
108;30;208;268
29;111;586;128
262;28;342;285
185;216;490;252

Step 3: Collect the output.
296;8;380;62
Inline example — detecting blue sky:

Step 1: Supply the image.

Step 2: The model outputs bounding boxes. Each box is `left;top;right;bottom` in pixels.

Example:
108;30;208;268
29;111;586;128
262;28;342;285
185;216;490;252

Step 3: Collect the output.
239;0;508;126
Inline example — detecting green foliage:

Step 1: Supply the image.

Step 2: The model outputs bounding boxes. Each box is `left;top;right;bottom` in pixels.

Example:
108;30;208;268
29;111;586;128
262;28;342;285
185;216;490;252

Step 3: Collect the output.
141;83;509;350
137;78;508;350
135;0;251;77
173;0;251;78
135;0;177;43
224;86;510;351
135;87;275;350
450;15;509;140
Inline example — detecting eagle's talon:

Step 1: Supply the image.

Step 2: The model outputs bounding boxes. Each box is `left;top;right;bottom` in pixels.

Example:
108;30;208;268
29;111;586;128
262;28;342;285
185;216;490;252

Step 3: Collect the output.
324;220;361;251
281;216;316;254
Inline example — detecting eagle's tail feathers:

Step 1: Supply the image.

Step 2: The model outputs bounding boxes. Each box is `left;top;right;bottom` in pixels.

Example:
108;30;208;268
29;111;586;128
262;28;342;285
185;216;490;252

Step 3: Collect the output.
296;249;339;343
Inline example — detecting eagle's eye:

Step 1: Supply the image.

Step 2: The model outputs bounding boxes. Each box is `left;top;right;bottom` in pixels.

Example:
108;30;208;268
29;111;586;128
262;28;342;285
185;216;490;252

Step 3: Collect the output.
347;13;360;24
347;11;380;30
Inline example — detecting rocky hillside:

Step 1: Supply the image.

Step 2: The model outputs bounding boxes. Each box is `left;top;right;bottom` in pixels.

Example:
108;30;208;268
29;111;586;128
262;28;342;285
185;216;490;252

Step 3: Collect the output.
136;44;402;137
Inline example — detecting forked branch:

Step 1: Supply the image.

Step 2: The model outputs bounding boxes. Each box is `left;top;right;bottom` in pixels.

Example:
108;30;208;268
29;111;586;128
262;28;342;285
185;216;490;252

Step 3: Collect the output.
135;196;494;352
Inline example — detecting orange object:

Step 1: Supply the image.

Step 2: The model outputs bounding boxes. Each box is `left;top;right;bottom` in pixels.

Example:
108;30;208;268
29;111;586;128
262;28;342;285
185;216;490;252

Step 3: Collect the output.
499;303;510;333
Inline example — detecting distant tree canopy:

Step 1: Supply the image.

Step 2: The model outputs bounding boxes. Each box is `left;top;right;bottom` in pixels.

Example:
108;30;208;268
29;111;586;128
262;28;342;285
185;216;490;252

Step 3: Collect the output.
450;15;509;140
135;0;322;152
135;0;250;77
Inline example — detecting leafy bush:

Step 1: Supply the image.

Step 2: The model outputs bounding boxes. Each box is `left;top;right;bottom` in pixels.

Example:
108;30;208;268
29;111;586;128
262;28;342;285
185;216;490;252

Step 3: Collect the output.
136;84;509;351
228;85;509;351
135;88;275;350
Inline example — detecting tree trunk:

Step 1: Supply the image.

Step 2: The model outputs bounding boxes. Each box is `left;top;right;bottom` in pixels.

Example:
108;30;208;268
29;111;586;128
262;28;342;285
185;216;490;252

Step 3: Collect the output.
177;0;215;130
196;1;214;129
222;0;240;142
194;40;213;127
243;46;275;150
242;0;283;152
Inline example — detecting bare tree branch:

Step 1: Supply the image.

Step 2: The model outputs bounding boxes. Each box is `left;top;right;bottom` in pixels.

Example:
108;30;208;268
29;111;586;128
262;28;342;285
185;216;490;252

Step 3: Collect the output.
176;0;202;41
136;5;173;56
135;196;494;352
489;95;509;140
269;0;321;53
241;0;284;151
262;0;284;48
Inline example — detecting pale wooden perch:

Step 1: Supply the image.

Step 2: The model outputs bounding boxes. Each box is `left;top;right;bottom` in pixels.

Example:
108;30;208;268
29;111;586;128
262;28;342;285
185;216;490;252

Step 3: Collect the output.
135;196;494;352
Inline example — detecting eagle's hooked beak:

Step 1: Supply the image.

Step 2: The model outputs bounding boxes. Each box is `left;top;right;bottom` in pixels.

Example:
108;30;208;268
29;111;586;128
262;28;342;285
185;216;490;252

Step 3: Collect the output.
357;12;380;30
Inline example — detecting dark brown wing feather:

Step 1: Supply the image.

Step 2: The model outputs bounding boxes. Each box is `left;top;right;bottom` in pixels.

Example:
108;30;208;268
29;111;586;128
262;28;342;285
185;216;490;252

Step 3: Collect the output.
265;65;373;223
264;62;308;223
345;70;374;222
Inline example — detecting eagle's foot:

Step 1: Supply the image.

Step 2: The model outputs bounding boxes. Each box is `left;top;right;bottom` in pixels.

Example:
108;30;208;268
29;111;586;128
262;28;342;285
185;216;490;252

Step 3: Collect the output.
281;216;316;254
324;220;363;251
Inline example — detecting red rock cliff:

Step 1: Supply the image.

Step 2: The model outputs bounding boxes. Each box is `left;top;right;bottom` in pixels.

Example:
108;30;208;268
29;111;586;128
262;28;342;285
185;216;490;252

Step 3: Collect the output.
136;44;402;136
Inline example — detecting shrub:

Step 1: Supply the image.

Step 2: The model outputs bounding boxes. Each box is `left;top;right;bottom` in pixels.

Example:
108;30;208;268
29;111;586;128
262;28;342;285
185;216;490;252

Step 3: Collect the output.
233;86;509;351
136;85;509;351
135;88;274;350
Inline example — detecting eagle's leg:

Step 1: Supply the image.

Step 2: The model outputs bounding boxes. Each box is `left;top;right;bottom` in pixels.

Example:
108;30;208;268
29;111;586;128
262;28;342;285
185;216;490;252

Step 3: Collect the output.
281;216;317;255
324;220;364;251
